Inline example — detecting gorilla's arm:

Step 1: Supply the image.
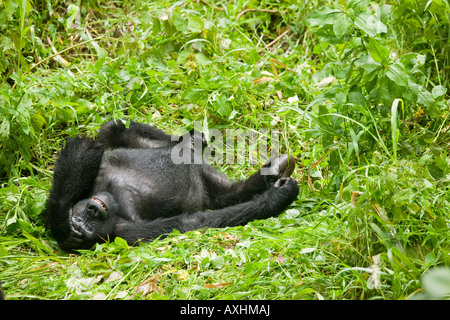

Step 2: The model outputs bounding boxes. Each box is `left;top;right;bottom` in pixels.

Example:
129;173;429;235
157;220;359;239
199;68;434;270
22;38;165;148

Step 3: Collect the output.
98;120;176;149
45;137;104;248
114;178;298;245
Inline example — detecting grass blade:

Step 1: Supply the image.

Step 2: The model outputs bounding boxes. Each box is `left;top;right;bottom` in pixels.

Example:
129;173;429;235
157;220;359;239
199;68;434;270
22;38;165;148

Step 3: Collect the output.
391;99;403;161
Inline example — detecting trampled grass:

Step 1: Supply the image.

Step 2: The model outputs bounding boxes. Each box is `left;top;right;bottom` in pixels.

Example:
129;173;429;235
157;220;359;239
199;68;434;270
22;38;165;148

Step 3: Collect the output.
0;0;449;300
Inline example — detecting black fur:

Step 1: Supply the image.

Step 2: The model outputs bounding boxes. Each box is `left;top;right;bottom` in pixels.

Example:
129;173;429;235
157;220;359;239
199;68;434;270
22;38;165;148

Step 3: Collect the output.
45;137;104;248
45;120;299;251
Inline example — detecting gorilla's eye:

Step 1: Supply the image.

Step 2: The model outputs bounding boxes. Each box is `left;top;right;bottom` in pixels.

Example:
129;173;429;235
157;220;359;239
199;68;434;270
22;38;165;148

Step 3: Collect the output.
92;197;108;213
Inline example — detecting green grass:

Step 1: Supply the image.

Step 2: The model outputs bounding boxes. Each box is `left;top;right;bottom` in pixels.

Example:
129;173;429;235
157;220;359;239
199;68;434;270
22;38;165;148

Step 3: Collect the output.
0;0;449;300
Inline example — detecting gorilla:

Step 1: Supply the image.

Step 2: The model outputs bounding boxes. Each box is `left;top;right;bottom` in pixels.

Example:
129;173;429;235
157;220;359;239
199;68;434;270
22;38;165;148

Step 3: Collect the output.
45;120;299;251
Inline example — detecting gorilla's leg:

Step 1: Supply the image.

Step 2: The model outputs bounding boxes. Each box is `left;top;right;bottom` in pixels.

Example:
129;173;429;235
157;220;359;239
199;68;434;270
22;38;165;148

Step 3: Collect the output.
114;177;299;244
204;154;296;208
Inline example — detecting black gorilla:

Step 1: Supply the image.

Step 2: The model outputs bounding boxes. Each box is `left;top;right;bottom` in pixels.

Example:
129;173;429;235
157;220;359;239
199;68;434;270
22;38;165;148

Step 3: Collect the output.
45;120;299;251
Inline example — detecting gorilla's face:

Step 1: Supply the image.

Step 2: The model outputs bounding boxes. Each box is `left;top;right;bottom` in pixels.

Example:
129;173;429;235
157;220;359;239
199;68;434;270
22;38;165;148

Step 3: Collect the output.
71;192;118;240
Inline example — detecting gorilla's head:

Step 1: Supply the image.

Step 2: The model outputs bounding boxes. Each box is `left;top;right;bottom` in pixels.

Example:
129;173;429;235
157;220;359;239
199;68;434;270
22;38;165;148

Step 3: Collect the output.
70;192;118;242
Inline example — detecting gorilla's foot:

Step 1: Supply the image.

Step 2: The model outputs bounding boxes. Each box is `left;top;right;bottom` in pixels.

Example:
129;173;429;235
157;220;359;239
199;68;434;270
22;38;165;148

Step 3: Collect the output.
262;154;296;182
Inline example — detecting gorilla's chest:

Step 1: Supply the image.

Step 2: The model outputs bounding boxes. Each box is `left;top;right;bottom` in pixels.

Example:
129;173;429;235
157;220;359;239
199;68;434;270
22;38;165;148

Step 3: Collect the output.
93;148;207;219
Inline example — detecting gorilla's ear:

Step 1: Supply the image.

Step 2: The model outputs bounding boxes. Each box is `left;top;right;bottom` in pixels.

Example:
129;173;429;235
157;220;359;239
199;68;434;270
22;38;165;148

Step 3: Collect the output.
44;137;104;244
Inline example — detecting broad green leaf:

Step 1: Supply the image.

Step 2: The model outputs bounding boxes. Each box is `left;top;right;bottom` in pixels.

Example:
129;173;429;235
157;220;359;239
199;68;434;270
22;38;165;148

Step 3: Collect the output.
433;217;448;230
355;54;382;83
195;52;209;66
306;7;342;26
368;38;389;65
431;85;447;99
172;10;187;32
244;261;262;274
347;0;371;12
177;50;191;64
410;84;438;116
401;52;425;66
213;94;231;118
0;118;10;141
386;63;409;87
182;87;206;103
211;255;225;268
114;236;129;248
421;268;450;298
427;164;444;180
377;4;392;24
30;112;46;133
417;86;435;107
152;17;161;36
333;14;352;39
348;86;367;106
188;16;204;33
354;12;387;37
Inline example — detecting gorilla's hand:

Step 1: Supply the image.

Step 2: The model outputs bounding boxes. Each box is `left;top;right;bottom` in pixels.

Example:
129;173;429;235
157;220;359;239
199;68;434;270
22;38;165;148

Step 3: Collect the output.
60;212;84;250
